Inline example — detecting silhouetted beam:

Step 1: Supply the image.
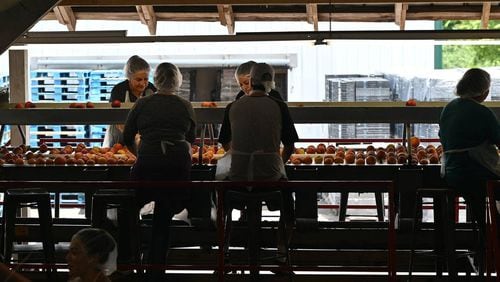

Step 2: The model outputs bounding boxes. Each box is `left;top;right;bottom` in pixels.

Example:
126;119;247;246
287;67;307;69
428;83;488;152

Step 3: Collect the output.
0;0;61;55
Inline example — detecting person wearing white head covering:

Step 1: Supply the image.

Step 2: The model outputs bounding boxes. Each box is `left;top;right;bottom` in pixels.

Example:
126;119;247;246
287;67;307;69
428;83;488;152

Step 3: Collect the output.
66;228;117;282
439;68;500;276
123;62;196;282
221;62;298;274
103;55;157;148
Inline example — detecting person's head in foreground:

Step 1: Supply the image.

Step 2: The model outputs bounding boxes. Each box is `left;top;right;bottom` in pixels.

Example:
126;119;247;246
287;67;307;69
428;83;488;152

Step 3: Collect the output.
455;68;491;102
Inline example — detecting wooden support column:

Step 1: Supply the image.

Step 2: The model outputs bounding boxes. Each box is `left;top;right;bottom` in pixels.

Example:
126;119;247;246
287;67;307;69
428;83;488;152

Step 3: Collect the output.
9;49;29;146
306;4;318;31
217;4;234;34
53;6;76;31
136;5;157;35
394;3;408;31
481;2;491;29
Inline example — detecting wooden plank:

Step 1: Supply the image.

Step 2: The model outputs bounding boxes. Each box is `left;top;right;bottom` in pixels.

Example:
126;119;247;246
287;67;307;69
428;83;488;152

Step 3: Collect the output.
223;5;235;34
59;0;500;5
481;2;491;29
216;4;227;26
53;6;76;31
306;3;319;31
394;3;408;30
136;5;157;35
8;50;29;146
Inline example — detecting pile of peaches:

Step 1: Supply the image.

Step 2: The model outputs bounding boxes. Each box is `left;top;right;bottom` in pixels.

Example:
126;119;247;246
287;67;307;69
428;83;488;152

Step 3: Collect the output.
191;144;225;165
289;142;442;166
0;143;136;166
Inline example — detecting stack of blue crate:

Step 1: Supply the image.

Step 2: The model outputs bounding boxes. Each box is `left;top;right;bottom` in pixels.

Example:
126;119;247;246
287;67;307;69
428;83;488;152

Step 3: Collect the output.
29;125;86;147
31;70;89;102
88;70;124;102
87;124;107;147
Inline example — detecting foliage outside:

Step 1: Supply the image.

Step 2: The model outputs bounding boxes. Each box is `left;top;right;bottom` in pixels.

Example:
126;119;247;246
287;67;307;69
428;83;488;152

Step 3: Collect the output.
442;20;500;69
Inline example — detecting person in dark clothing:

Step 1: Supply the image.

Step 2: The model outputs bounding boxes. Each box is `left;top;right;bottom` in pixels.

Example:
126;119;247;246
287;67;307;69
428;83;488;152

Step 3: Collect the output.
123;62;196;282
439;68;500;276
219;61;284;151
103;55;157;147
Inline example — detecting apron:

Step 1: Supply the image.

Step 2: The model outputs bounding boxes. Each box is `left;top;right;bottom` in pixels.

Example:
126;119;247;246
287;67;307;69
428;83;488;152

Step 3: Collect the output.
230;149;287;190
441;141;500;178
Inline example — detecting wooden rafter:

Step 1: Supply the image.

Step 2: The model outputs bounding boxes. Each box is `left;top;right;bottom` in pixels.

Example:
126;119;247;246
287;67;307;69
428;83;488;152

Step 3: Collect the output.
306;3;318;31
394;3;408;30
53;6;76;31
136;5;157;35
481;2;491;29
217;4;234;34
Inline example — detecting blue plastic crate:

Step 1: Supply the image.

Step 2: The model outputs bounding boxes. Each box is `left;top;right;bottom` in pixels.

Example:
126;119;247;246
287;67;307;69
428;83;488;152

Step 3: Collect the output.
31;70;90;79
89;70;123;79
90;125;107;133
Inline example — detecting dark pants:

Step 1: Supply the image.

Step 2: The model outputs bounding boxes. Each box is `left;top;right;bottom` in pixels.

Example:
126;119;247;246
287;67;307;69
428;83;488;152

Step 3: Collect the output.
130;152;191;282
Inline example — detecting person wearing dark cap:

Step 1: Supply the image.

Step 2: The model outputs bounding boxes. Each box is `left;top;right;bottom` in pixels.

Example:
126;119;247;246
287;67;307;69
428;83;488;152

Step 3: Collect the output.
221;62;298;273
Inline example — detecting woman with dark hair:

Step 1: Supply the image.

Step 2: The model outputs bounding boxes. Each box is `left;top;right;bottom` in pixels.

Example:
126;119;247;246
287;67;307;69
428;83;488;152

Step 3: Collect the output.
439;68;500;274
66;228;117;282
123;62;196;282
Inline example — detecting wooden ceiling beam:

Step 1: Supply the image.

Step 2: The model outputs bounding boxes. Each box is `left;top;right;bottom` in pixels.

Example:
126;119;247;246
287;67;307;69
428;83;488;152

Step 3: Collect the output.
217;4;235;34
306;4;318;31
53;6;76;31
394;3;408;30
481;2;491;28
136;5;157;35
59;0;499;5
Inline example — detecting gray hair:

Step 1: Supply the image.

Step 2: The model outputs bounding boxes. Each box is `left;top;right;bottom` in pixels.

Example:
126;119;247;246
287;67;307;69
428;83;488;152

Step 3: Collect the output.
154;62;183;93
456;68;491;98
72;228;116;265
234;61;257;80
124;55;151;80
250;63;275;94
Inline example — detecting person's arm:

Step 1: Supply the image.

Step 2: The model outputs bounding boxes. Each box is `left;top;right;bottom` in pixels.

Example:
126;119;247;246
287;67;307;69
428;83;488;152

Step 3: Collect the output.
0;263;30;282
282;144;294;164
278;101;299;163
123;101;140;156
218;103;233;151
185;101;196;144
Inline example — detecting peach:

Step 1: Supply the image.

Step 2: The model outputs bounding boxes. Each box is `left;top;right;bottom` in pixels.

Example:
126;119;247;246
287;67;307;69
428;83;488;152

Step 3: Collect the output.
366;155;376;165
27;158;37;165
75;159;85;165
397;155;407;164
96;157;107;164
66;158;76;165
335;151;345;159
326;145;336;154
376;150;386;161
0;159;4;165
355;158;365;166
419;158;429;165
86;159;96;165
306;146;316;154
345;153;355;164
291;158;302;165
302;156;313;164
323;157;334;165
106;158;117;165
387;156;397;164
429;155;439;164
14;158;24;166
334;156;344;164
386;144;395;152
314;155;323;164
54;156;66;165
36;157;46;165
45;158;54;165
295;147;305;154
410;136;420;148
366;145;375;152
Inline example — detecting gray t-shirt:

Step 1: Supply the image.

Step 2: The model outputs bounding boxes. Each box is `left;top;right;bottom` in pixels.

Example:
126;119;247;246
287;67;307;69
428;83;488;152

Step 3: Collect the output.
123;94;196;155
228;95;298;180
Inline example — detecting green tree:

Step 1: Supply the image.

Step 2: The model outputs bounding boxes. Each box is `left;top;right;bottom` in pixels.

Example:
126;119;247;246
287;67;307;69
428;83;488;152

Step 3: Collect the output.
442;20;500;68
